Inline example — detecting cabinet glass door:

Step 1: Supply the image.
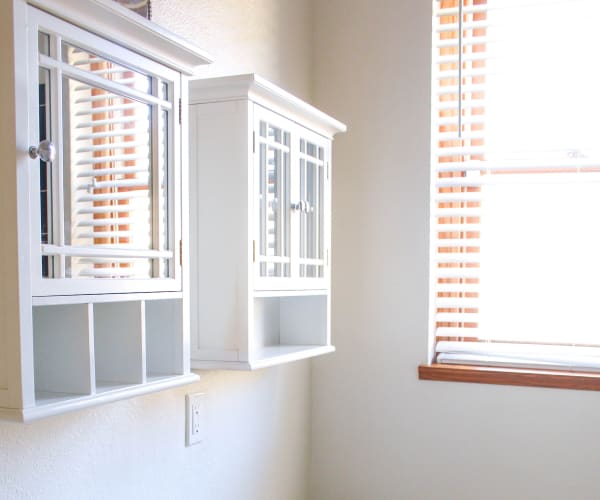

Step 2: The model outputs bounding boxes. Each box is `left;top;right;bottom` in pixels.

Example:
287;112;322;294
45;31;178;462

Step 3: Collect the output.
298;137;326;279
256;118;291;279
29;8;181;295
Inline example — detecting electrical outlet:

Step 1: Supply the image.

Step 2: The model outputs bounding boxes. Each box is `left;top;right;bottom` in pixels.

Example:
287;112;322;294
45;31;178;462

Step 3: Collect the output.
186;392;206;446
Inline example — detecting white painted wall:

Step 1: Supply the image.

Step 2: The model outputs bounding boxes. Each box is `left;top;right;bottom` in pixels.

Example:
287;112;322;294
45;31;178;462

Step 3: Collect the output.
310;1;600;500
0;2;313;499
152;0;312;101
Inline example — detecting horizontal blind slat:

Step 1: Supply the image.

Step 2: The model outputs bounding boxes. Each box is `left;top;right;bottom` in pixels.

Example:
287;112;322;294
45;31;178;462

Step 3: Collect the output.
76;166;149;177
434;268;480;279
434;255;481;265
76;192;151;202
436;298;480;308
75;154;148;166
76;179;149;190
434;223;482;232
435;312;480;323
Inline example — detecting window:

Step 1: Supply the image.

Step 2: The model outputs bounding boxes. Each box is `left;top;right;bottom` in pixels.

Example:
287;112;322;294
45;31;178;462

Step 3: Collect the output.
423;0;600;387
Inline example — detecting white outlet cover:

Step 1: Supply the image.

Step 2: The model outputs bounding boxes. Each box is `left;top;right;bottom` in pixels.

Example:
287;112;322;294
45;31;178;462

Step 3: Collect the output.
186;392;207;446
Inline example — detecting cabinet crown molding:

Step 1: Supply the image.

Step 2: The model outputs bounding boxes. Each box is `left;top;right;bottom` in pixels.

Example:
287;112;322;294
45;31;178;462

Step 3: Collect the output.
189;74;347;138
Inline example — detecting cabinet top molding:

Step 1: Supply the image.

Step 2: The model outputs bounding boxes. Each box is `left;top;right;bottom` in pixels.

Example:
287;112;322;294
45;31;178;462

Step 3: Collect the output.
189;74;347;139
26;0;214;74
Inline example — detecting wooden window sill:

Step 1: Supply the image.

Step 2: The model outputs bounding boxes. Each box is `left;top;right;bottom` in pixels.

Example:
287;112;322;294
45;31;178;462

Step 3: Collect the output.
418;363;600;391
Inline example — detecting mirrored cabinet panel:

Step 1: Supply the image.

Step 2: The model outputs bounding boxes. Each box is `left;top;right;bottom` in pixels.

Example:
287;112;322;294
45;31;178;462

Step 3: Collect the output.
31;12;180;295
189;74;346;370
0;0;212;421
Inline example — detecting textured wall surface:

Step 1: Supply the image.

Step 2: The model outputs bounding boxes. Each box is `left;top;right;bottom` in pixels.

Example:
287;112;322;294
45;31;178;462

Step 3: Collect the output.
152;0;312;101
309;1;600;500
0;1;313;499
1;367;311;500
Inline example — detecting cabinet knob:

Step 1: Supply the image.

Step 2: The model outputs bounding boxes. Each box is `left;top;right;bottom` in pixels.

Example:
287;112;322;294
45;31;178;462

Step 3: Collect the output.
29;140;56;163
291;201;313;214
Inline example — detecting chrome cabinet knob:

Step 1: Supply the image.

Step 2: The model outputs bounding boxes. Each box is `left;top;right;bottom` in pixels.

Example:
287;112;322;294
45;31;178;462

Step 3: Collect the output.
291;200;313;213
29;140;56;163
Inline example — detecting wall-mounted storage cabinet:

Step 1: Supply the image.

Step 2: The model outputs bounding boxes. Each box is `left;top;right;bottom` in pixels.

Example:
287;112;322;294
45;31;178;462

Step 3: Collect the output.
0;0;213;421
189;74;346;370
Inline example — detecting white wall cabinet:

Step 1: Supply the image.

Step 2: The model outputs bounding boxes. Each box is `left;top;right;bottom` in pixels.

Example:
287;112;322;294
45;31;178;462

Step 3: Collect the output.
189;74;346;370
0;0;213;421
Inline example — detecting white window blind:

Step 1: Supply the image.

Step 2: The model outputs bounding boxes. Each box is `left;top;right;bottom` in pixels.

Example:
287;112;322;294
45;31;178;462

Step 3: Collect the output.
431;0;600;371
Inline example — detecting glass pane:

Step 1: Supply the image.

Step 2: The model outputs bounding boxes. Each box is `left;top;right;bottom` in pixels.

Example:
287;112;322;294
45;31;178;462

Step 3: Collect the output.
62;42;152;94
299;139;325;278
38;32;50;56
479;180;600;345
39;67;53;277
258;121;290;278
63;257;164;278
161;81;169;101
158;108;170;278
481;1;600;161
62;76;159;279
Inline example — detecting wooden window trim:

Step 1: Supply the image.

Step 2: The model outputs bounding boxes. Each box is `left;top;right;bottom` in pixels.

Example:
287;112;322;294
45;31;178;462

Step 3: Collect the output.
418;363;600;391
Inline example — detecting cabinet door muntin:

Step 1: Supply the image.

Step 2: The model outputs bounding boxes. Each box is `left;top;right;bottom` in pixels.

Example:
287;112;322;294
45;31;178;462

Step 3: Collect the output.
253;105;330;291
255;109;292;279
298;134;327;279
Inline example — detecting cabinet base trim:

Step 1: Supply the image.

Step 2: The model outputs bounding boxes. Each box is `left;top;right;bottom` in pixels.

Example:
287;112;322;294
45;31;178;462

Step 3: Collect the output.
192;345;335;371
0;373;199;422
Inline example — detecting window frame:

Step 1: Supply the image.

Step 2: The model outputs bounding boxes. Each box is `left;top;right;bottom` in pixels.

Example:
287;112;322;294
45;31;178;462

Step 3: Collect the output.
420;0;600;390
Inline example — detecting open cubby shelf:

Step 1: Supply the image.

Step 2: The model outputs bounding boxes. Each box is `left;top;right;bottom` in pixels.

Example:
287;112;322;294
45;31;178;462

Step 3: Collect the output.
191;292;334;370
30;298;192;417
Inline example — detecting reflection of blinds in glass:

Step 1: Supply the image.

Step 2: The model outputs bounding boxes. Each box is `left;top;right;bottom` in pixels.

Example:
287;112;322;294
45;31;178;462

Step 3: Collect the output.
158;108;169;278
38;78;51;277
66;49;153;278
258;120;290;279
298;138;325;279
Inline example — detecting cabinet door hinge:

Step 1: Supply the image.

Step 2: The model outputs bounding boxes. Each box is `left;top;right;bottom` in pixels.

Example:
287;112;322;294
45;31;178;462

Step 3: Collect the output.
252;131;256;154
179;239;183;266
252;240;256;263
178;98;182;125
326;248;329;266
